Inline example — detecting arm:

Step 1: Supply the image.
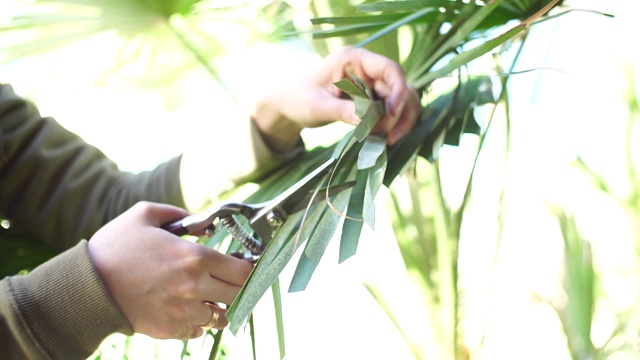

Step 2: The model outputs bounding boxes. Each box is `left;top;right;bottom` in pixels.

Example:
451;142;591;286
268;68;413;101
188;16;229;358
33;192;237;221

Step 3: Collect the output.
180;47;420;211
0;46;420;359
0;202;253;359
251;46;420;152
0;83;185;249
0;82;296;247
0;85;259;359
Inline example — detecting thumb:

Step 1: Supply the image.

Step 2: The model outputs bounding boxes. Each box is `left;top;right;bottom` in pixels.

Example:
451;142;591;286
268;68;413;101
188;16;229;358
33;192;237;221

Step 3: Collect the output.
314;96;360;127
133;202;191;227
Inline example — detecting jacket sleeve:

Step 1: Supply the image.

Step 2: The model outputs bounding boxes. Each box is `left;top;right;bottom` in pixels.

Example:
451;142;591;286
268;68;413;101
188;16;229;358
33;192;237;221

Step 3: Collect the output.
0;240;132;360
0;83;304;359
0;83;186;250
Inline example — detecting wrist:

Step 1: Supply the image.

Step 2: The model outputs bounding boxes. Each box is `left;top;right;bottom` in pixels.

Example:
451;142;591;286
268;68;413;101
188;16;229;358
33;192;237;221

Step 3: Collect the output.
251;99;303;154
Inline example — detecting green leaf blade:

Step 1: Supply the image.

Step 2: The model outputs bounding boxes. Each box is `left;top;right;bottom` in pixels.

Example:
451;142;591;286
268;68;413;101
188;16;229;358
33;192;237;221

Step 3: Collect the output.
358;135;387;170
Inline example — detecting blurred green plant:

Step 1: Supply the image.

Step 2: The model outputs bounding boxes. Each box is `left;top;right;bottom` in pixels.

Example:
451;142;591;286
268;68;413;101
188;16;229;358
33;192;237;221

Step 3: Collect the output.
0;0;296;91
224;2;576;360
551;209;597;359
546;62;640;359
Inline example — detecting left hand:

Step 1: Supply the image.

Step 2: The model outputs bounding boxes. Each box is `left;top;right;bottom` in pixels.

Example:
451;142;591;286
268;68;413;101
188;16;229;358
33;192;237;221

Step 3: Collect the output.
251;47;421;152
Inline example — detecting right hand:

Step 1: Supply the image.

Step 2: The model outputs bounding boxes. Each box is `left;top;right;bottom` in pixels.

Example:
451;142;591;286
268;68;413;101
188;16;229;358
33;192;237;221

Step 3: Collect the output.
87;201;253;339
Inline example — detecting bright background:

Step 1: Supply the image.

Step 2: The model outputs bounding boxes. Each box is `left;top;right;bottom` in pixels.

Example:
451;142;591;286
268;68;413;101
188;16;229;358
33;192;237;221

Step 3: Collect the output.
1;0;639;359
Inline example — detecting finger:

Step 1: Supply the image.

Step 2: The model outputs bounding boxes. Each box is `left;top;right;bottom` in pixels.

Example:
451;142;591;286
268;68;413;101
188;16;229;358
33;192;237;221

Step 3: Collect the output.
200;302;225;328
205;275;244;305
311;95;361;127
132;201;191;227
343;47;409;117
371;90;406;135
387;90;421;145
196;302;229;331
204;249;254;287
211;304;229;329
387;104;419;145
187;324;205;339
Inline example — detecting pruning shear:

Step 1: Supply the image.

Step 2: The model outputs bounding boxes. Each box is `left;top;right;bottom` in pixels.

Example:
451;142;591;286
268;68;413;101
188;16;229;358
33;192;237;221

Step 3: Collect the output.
162;158;353;262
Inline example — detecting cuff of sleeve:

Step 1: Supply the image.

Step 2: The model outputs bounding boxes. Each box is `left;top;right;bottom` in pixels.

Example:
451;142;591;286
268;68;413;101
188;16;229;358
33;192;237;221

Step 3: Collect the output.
180;116;304;212
6;240;132;359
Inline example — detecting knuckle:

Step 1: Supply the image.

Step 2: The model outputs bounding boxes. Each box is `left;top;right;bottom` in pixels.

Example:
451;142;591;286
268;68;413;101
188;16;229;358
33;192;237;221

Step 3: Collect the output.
130;201;153;216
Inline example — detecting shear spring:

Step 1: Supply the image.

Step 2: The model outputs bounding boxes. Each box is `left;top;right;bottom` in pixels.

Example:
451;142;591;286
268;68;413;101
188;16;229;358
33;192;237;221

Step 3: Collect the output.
220;215;262;255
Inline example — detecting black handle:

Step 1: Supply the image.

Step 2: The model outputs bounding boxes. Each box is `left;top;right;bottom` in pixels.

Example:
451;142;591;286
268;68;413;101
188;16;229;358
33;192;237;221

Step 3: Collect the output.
162;220;188;237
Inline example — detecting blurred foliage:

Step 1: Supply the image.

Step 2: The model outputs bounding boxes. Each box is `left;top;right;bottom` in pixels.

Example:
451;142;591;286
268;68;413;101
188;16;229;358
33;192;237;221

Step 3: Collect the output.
549;62;640;358
1;0;297;90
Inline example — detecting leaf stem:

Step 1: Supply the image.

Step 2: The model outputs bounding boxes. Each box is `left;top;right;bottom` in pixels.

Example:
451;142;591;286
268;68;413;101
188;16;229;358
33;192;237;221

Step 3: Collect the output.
272;278;286;359
208;329;224;360
432;160;461;359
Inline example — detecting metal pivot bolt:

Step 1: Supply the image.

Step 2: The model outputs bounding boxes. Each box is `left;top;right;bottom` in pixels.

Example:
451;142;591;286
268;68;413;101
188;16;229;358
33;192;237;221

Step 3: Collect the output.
266;210;285;227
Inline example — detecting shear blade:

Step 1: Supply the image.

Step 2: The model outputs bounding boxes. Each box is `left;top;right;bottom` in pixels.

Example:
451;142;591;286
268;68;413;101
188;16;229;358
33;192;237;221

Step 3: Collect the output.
290;181;356;213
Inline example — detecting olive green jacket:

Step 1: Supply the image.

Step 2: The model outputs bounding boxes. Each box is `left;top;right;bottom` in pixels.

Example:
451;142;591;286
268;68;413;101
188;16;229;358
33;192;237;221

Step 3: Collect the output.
0;83;297;359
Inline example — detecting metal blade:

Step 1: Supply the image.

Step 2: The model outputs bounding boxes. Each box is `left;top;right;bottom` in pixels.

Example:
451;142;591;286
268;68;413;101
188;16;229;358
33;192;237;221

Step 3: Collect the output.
290;181;356;213
251;158;337;224
273;158;337;215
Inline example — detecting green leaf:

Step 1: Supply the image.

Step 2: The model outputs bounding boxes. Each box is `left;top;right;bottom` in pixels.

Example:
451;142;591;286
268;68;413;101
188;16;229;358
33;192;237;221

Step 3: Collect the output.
271;278;286;360
288;157;355;291
362;173;376;229
338;168;369;263
308;23;388;39
355;7;438;48
357;0;452;13
303;190;351;265
384;107;446;185
288;253;317;293
368;147;387;199
412;0;505;82
551;209;596;358
353;99;384;142
364;147;387;229
339;219;364;264
311;14;410;26
334;76;369;99
334;74;385;142
306;10;440;42
331;131;356;159
287;195;349;292
358;135;386;170
227;210;305;334
413;0;562;87
413;24;521;88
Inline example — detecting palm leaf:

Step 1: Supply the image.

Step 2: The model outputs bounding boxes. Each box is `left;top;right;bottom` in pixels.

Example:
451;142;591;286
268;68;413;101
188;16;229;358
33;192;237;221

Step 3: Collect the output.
305;0;569;90
2;0;596;356
0;0;291;90
224;0;576;338
226;72;495;331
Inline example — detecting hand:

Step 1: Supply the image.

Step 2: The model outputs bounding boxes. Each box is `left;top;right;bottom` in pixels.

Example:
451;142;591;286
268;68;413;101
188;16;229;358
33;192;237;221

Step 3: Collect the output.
87;202;253;339
252;46;421;152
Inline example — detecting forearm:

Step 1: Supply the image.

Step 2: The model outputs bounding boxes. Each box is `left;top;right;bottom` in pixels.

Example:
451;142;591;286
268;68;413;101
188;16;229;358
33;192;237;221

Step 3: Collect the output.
179;108;305;212
0;84;185;249
0;240;132;360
